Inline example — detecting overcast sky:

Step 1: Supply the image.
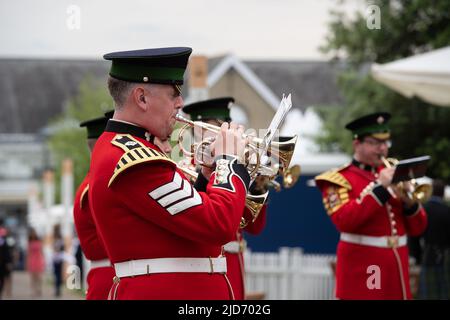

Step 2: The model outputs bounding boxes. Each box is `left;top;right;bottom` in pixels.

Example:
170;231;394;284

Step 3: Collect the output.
0;0;363;60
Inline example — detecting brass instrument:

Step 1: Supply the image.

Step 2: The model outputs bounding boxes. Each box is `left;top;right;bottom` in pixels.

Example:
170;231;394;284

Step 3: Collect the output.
176;114;261;176
175;97;300;227
266;135;300;189
176;160;199;184
241;164;300;227
283;164;301;188
175;114;298;181
258;134;301;192
380;157;432;203
257;164;301;192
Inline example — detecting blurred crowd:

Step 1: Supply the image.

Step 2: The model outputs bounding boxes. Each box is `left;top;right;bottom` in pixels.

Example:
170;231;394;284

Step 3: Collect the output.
0;220;82;299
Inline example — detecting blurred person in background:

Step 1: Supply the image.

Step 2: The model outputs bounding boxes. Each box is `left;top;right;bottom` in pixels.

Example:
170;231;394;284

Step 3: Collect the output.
0;218;13;299
27;228;45;297
409;179;450;299
75;112;115;300
52;224;65;298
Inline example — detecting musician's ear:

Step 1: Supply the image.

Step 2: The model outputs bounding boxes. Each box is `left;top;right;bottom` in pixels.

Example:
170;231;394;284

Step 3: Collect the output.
134;86;148;111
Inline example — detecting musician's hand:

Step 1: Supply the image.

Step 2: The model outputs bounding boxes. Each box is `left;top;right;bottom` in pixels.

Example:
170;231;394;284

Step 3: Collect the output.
392;182;417;208
213;122;246;162
250;175;270;195
377;167;395;188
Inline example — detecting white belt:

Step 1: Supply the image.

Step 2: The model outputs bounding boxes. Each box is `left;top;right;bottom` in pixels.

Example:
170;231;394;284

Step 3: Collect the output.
89;259;112;269
223;240;246;253
114;257;227;278
341;233;407;248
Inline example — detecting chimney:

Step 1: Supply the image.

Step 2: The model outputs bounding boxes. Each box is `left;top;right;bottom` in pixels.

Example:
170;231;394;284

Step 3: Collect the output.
188;55;208;102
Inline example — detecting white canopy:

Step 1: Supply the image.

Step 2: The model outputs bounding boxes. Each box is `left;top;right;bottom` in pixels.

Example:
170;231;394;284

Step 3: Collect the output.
371;46;450;107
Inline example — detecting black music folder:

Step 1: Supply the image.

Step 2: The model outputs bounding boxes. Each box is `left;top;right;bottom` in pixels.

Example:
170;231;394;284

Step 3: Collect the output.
391;155;431;183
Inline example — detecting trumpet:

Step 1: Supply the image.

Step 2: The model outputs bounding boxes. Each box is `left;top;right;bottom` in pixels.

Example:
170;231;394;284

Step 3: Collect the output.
176;113;261;176
175;93;299;226
380;157;432;203
175;114;298;180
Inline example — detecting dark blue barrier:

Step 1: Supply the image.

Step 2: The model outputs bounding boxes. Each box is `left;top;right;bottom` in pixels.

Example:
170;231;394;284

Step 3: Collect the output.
245;175;339;254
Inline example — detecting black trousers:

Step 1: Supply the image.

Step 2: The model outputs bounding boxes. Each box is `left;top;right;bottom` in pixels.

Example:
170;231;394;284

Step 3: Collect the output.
53;261;63;297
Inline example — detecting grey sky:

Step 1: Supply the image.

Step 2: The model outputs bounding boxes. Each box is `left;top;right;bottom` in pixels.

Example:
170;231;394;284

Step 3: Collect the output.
0;0;363;60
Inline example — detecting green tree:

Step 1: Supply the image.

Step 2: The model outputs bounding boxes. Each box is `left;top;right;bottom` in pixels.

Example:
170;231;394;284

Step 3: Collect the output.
318;0;450;182
47;76;113;200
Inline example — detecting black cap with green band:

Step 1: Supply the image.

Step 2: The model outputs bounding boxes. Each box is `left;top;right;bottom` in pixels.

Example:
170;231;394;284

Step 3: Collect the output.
345;112;391;140
103;47;192;85
183;97;234;121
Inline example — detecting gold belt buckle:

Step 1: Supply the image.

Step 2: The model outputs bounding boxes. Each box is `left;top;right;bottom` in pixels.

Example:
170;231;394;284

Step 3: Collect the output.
387;236;399;248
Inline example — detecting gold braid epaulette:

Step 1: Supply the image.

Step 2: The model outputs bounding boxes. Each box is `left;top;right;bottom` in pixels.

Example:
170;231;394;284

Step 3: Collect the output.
314;170;352;190
108;134;176;187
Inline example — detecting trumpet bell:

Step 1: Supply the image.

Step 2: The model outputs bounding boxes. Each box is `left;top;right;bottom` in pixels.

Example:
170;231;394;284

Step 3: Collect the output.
243;192;269;226
267;135;298;175
283;164;301;188
412;183;432;203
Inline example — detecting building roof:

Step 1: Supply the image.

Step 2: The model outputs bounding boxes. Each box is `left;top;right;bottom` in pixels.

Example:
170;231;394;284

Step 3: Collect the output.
0;58;109;133
0;56;345;133
245;59;345;110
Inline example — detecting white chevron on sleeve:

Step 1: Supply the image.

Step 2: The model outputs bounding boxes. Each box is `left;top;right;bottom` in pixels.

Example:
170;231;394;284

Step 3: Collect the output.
158;179;191;207
149;172;183;200
148;171;203;215
166;189;202;215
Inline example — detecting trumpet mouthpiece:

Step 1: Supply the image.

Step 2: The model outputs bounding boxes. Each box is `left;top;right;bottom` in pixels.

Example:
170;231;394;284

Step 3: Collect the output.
175;113;193;124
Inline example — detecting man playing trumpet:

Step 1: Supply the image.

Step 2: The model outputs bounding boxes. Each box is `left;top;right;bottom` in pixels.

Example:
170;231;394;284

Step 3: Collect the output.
89;47;251;300
315;112;427;299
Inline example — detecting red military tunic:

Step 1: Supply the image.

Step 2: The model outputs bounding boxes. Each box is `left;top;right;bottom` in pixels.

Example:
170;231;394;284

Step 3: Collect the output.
73;174;115;300
315;160;427;299
88;120;249;300
224;205;267;300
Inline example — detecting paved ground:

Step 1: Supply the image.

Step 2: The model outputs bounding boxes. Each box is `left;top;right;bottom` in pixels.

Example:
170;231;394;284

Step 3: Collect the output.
1;271;84;300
